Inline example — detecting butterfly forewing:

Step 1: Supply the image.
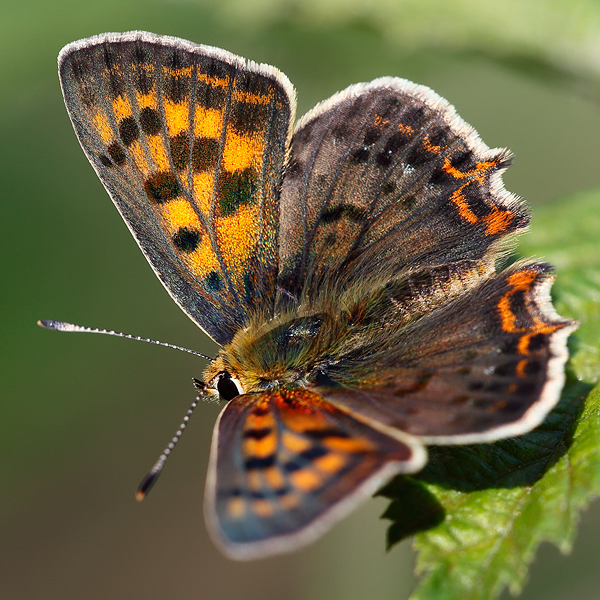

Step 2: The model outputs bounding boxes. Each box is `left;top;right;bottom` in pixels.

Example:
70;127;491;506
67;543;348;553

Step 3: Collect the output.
277;79;528;304
205;387;426;559
59;32;295;344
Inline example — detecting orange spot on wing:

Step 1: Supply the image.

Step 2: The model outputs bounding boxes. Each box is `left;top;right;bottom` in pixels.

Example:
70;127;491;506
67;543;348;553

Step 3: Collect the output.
444;157;513;235
290;469;322;492
244;431;277;458
247;470;263;492
314;452;346;474
222;131;265;172
281;431;311;453
192;172;215;216
135;92;158;109
161;199;202;231
216;205;260;269
129;141;151;176
194;107;223;138
147;136;170;171
264;467;285;490
132;62;155;78
163;65;193;78
516;359;528;378
253;499;274;518
233;90;273;105
443;157;498;182
226;497;246;519
423;136;440;154
164;100;190;136
280;493;299;510
185;237;221;278
245;410;276;431
112;96;132;120
284;414;328;433
481;206;514;235
449;185;478;224
92;111;114;143
322;436;374;453
198;73;229;89
497;268;560;352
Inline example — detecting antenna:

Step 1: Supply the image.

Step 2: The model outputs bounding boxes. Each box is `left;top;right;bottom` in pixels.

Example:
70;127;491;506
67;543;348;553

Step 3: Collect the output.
38;319;217;499
136;379;207;501
37;319;214;361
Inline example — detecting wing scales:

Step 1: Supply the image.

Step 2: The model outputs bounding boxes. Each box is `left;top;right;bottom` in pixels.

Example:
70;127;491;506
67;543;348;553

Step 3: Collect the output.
59;32;295;344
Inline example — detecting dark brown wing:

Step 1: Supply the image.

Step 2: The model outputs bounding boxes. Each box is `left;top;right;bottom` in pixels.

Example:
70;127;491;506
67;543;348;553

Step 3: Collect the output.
276;78;528;307
312;263;577;443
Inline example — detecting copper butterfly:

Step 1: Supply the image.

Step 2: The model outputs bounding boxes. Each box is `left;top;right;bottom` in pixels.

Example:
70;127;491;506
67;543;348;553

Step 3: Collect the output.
42;31;577;560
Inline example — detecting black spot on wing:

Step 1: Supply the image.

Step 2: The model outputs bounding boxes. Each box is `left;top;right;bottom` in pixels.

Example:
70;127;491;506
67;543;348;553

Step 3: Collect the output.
172;227;201;253
139;107;162;135
236;71;274;98
170;133;189;171
195;58;231;110
527;334;546;352
131;43;154;95
206;271;223;291
164;50;192;103
101;45;126;97
403;104;427;129
218;168;257;217
427;124;451;148
405;144;430;167
107;141;126;166
243;427;272;440
321;203;368;224
170;135;219;172
244;454;276;470
144;171;180;203
192;137;220;172
230;101;269;134
351;147;370;163
119;117;139;146
450;150;475;172
376;131;410;167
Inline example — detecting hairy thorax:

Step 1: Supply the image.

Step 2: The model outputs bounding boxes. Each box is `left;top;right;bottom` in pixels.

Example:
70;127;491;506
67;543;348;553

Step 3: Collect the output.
202;312;338;397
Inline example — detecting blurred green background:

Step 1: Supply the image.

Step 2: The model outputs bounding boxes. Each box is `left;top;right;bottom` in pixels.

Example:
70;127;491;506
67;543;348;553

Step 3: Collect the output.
2;1;600;599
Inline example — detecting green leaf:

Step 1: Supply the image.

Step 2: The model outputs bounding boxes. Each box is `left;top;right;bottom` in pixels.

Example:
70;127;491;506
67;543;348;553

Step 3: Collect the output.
379;188;600;600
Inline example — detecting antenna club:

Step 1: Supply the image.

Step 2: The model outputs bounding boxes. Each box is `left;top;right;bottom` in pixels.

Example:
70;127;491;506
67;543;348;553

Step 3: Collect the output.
136;470;160;501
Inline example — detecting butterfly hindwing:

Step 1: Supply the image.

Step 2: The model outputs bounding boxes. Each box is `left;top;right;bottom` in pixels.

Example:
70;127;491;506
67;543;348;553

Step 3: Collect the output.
59;32;295;344
277;78;528;304
205;387;426;559
315;262;577;443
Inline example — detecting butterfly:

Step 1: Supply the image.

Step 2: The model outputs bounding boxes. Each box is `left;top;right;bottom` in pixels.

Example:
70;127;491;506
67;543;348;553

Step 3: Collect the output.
50;31;577;560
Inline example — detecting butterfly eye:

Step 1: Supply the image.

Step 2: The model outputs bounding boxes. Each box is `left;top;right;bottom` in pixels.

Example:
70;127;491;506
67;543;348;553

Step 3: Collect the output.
217;373;243;401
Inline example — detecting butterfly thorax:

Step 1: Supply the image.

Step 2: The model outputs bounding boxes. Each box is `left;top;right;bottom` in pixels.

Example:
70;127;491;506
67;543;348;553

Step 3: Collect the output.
203;311;349;397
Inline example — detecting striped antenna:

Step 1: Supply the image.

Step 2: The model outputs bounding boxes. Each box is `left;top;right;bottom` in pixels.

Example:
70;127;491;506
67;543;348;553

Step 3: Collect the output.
39;319;216;498
37;319;214;361
136;379;207;501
